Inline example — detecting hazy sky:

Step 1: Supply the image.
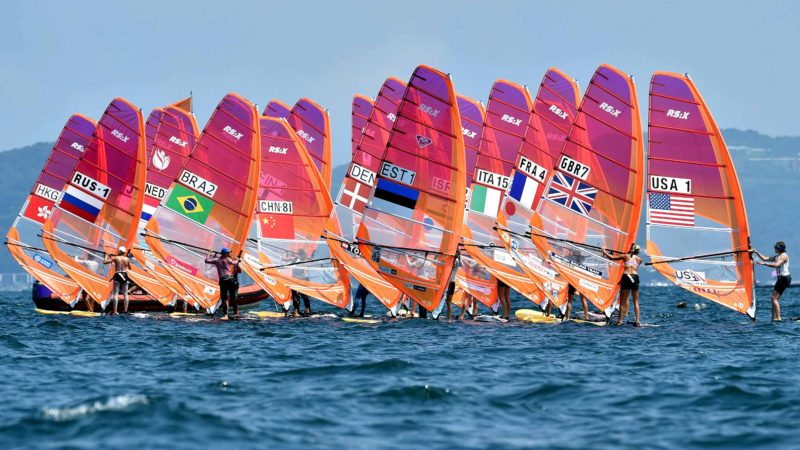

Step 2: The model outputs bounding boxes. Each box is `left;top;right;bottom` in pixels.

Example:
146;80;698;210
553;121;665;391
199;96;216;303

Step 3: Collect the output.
1;1;798;166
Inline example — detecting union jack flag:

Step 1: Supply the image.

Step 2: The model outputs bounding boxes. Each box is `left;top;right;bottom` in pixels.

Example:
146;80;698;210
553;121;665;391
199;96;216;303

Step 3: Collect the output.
546;172;597;216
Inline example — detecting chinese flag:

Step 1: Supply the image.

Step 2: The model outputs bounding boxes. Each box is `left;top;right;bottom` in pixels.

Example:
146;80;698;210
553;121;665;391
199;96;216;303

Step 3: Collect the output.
258;214;295;239
23;196;55;224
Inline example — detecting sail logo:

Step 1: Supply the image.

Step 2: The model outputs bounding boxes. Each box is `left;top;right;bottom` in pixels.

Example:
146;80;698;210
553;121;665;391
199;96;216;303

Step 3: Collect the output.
152;149;171;171
70;142;85;152
34;184;60;201
692;286;718;295
432;176;450;193
462;128;477;139
518;156;548;182
598;102;622;117
387;113;397;122
145;182;166;199
296;130;315;144
178;170;217;197
71;172;111;199
666;109;690;120
222;125;243;140
501;114;523;126
111;129;130;143
476;169;511;190
268;146;288;155
349;163;376;186
259;200;293;214
416;135;433;148
169;136;188;147
650;175;691;194
380;162;416;185
675;269;707;286
418;104;440;118
558;155;591;180
33;253;53;269
549;104;569;120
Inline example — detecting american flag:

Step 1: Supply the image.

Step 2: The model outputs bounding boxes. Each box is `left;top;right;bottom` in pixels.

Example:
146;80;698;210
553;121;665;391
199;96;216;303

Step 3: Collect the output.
546;172;597;216
649;193;694;226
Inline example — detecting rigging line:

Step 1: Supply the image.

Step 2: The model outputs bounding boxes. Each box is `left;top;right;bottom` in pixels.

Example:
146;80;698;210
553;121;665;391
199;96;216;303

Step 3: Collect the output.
494;226;628;255
324;233;456;257
260;257;330;271
4;241;51;254
39;234;109;256
141;231;217;255
645;249;749;266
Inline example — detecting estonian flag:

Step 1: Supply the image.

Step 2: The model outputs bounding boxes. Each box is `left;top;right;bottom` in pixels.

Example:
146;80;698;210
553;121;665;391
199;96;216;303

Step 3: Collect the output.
374;179;419;210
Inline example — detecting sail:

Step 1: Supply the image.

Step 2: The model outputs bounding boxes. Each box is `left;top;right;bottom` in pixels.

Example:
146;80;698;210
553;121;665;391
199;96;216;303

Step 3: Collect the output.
497;68;581;311
356;65;466;316
42;98;147;305
129;99;200;305
352;94;374;156
281;98;332;189
263;100;291;119
144;93;261;311
248;117;350;308
646;72;755;317
531;64;645;316
452;94;498;309
5;114;96;304
325;77;406;312
461;80;543;305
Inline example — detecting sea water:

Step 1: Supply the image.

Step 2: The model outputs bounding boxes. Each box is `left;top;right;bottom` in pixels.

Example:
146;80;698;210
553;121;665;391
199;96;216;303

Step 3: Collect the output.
1;286;799;450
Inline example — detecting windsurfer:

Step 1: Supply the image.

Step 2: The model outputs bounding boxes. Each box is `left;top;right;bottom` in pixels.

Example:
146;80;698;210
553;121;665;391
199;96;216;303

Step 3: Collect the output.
753;242;790;321
351;283;369;318
497;279;511;320
103;246;131;314
564;284;589;321
604;244;642;326
289;249;312;317
205;248;241;320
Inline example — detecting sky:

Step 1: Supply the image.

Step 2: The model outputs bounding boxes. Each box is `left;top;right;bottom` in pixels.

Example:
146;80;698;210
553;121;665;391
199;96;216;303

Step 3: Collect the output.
1;0;798;167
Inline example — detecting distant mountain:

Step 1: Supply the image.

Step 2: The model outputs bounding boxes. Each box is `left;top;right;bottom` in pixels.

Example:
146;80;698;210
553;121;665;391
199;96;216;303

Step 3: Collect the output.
2;130;798;286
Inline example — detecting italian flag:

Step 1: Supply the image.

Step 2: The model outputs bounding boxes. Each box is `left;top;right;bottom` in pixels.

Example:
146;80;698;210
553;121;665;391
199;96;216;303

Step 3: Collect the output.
470;184;502;218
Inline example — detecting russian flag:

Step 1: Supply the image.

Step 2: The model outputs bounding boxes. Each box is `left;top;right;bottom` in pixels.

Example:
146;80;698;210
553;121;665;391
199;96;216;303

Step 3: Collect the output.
61;185;102;223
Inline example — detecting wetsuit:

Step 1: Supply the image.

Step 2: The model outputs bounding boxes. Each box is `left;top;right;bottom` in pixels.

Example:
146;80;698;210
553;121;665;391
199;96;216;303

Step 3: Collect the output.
353;284;369;317
206;256;240;316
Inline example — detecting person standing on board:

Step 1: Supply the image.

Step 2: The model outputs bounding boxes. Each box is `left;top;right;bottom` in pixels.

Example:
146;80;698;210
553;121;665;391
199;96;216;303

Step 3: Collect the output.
287;249;312;317
753;241;790;321
103;246;131;314
603;244;643;326
205;247;241;320
497;279;511;320
564;284;590;321
350;283;369;318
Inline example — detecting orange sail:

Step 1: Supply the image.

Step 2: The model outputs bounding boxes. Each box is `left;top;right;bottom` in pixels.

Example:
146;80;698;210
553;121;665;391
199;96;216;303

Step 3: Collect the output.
497;68;581;311
251;117;350;309
646;72;755;317
356;65;466;317
144;93;261;311
453;94;499;310
129;99;200;305
462;80;543;305
325;77;406;313
5;114;96;305
531;64;645;316
42;98;147;306
352;94;374;156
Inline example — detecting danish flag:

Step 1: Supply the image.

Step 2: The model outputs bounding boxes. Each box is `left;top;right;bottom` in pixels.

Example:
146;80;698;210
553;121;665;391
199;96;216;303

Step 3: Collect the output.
340;178;370;213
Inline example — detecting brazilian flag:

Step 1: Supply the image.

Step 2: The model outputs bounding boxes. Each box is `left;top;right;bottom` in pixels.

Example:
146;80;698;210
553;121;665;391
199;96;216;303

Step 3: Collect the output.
165;184;214;224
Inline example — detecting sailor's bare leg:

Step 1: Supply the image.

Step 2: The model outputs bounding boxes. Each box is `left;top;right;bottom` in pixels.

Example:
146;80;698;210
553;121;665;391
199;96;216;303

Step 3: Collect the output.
616;290;630;325
581;295;589;320
632;290;640;326
772;291;782;321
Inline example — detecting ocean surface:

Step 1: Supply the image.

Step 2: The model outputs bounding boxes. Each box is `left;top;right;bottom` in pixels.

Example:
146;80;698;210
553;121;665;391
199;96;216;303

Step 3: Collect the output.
1;286;799;450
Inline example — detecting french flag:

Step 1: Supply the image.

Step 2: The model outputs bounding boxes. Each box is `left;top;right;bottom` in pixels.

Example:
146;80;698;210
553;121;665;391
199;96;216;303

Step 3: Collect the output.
61;185;102;223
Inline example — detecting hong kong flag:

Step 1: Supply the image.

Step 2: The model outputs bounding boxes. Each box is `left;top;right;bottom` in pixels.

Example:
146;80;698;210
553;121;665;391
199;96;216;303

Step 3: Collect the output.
258;213;295;239
23;196;55;224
